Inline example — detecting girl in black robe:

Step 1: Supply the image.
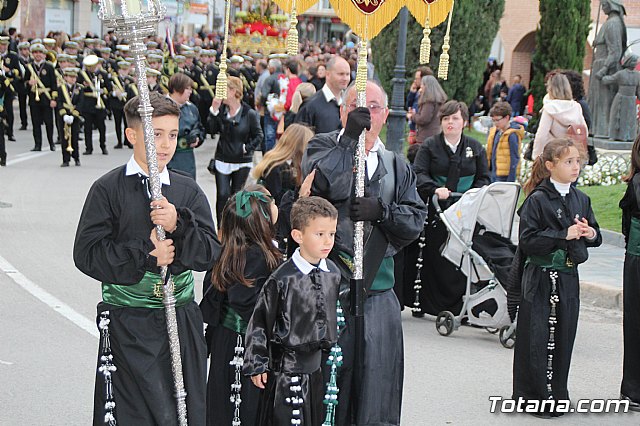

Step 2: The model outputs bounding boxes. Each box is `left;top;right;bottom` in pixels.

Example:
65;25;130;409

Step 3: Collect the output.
407;101;491;316
619;135;640;411
513;138;601;417
200;185;282;426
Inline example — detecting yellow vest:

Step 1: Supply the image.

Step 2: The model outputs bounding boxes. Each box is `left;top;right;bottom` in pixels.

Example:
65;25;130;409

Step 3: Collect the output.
486;125;525;177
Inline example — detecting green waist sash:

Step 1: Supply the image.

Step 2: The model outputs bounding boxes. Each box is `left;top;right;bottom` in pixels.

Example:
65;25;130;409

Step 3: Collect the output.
526;249;575;273
628;217;640;257
221;304;248;334
433;175;474;193
338;252;395;291
102;270;195;308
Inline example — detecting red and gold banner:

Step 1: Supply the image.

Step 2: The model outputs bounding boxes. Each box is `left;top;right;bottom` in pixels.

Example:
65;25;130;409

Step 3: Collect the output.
329;0;403;39
272;0;317;14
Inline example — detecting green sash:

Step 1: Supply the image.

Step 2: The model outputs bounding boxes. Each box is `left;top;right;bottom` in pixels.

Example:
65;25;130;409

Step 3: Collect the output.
102;270;195;308
433;175;475;193
221;304;248;334
628;217;640;257
370;256;395;291
526;249;575;273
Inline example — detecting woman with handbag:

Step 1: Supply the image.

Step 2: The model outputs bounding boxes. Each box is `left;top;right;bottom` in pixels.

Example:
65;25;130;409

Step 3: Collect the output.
209;76;264;226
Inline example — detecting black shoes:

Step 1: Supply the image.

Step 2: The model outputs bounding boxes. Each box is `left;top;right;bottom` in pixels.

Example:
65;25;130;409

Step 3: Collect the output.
125;142;133;149
61;162;69;167
8;135;16;141
102;147;109;155
0;157;6;166
75;159;81;166
114;144;123;149
31;147;41;152
19;125;27;131
49;145;56;151
412;311;425;318
83;150;92;155
621;394;640;412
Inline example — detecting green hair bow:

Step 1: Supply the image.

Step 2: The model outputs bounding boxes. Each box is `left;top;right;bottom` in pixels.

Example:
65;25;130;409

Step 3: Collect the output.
235;190;271;219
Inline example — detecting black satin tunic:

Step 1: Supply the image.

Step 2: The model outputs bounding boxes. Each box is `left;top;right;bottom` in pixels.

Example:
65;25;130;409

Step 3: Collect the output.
243;258;340;375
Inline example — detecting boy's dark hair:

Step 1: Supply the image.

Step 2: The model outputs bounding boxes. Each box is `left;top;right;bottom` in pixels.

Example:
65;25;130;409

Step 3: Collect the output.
124;91;180;128
489;101;512;118
438;100;469;123
168;72;194;94
291;196;337;231
417;66;433;78
407;143;420;164
286;59;299;75
561;69;585;101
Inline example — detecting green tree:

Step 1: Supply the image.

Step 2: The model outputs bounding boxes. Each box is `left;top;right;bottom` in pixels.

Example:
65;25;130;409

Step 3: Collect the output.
371;0;505;105
530;0;591;118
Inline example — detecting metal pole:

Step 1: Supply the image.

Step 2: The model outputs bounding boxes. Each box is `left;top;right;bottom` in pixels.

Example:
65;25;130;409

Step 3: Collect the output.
385;6;408;154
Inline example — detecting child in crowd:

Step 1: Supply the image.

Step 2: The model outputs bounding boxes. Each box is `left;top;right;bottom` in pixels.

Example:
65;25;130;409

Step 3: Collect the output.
486;101;525;182
73;92;220;425
243;196;340;425
200;184;282;425
512;138;601;417
619;135;640;412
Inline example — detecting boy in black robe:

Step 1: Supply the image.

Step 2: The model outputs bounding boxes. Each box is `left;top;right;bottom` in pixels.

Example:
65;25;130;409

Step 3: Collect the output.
243;196;340;425
73;91;220;425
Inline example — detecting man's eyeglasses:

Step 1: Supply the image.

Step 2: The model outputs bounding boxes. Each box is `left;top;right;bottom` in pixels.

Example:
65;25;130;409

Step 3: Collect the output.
491;116;507;123
346;103;386;114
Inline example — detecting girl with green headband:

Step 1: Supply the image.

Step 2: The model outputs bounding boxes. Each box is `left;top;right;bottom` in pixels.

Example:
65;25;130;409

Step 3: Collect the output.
199;184;282;425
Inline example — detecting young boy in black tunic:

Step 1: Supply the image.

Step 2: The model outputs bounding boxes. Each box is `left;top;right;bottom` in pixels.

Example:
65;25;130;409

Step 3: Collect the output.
243;196;340;425
73;91;220;425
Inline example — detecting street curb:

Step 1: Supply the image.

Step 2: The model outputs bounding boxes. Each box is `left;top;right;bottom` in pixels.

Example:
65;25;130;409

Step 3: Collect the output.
581;281;622;311
601;229;625;248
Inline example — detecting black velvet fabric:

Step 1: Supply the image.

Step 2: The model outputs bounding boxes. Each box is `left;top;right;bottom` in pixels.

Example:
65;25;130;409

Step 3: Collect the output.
93;301;207;426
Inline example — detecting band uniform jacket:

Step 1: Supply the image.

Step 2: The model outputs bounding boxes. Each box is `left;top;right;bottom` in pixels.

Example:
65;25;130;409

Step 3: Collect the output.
78;68;111;113
24;61;58;106
1;50;22;96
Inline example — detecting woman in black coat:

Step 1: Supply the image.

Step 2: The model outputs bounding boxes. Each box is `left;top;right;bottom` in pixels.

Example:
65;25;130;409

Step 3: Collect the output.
397;101;490;317
209;76;263;225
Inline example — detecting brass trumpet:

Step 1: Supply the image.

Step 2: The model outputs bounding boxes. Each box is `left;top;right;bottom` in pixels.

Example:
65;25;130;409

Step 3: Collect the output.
35;83;40;102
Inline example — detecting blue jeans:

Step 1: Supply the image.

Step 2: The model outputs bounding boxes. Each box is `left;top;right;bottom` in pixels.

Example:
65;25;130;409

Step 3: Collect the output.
263;115;277;152
490;174;511;183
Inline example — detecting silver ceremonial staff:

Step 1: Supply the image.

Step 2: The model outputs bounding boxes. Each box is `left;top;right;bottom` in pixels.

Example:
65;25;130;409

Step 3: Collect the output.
98;1;189;424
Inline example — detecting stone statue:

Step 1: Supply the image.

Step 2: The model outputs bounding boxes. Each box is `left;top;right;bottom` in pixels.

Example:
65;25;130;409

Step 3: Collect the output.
588;0;627;138
603;55;640;141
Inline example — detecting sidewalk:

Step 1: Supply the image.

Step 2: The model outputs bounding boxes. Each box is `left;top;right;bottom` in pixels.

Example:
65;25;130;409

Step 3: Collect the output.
580;231;625;310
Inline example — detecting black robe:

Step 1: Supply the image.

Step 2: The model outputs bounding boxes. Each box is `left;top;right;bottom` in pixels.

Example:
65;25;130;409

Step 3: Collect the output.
199;245;275;426
513;179;601;415
401;132;490;315
619;173;640;403
73;165;221;426
243;258;340;426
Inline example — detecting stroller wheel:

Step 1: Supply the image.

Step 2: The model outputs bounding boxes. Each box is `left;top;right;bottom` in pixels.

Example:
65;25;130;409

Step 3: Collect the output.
436;311;455;336
499;325;516;349
485;327;499;334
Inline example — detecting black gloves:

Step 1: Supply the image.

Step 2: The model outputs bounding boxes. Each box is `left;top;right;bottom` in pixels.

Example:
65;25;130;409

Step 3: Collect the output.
343;107;371;141
350;196;384;222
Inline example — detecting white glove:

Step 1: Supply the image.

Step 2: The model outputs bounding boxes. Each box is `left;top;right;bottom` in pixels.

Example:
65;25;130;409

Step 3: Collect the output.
63;115;74;125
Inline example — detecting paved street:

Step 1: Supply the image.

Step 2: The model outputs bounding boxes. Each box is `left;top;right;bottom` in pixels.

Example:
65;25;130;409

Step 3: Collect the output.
0;128;637;425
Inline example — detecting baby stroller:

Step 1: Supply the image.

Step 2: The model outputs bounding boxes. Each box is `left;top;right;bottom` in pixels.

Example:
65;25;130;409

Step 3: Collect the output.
433;182;520;348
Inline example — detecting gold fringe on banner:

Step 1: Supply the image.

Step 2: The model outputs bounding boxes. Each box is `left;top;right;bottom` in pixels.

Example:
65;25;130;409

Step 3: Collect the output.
286;0;299;56
407;0;454;29
328;0;403;39
438;0;454;80
273;0;317;15
215;0;231;100
419;2;431;64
